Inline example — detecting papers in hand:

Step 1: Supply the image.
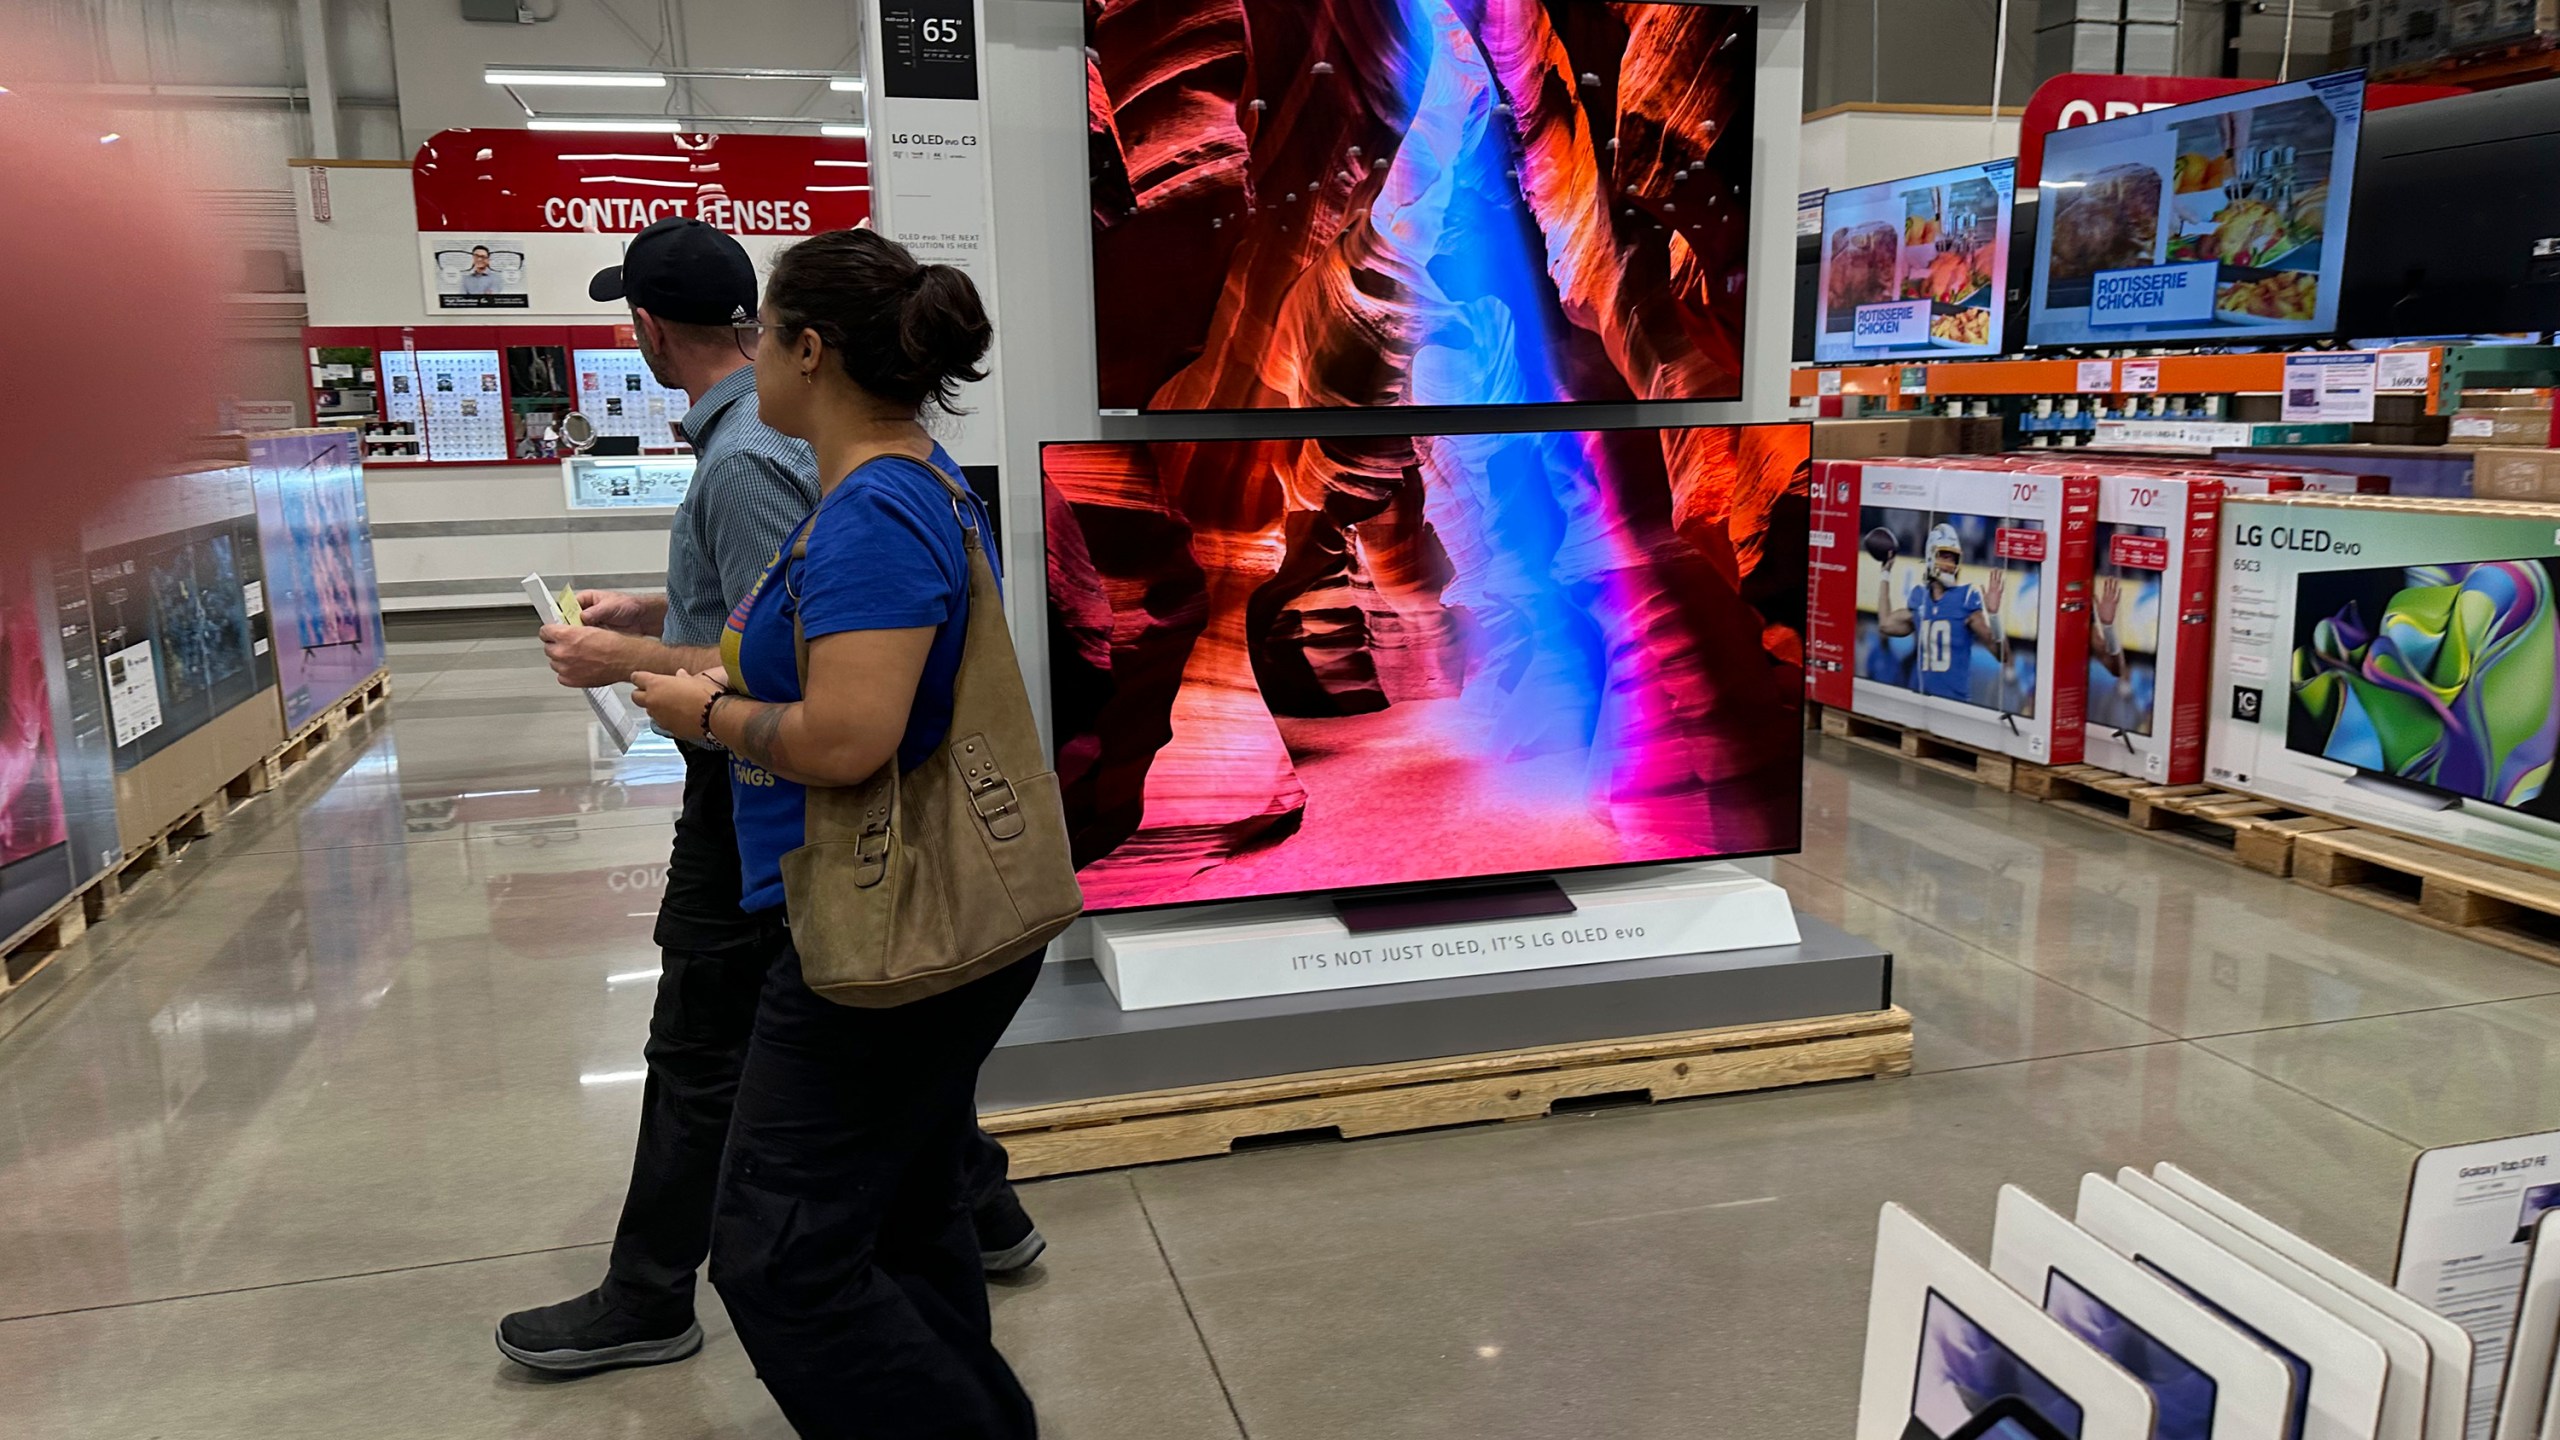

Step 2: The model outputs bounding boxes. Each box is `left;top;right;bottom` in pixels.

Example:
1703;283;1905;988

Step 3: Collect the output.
524;574;651;753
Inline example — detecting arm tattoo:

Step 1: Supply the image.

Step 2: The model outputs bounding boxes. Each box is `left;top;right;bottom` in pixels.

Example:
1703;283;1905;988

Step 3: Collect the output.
736;701;791;773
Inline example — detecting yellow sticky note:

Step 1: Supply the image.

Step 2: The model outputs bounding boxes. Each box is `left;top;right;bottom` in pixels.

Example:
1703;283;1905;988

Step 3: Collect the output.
557;586;583;626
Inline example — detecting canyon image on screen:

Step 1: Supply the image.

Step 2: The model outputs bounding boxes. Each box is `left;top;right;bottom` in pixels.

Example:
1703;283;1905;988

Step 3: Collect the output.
1084;0;1757;413
1044;424;1808;911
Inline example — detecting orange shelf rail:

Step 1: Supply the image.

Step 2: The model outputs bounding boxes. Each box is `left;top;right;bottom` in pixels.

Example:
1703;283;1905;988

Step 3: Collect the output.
1794;348;2445;405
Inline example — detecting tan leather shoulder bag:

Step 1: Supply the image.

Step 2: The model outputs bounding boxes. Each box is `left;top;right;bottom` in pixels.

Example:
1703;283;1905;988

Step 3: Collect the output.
778;453;1082;1006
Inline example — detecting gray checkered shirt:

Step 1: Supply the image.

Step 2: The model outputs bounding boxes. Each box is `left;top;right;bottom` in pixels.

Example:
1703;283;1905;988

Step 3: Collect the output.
662;366;821;648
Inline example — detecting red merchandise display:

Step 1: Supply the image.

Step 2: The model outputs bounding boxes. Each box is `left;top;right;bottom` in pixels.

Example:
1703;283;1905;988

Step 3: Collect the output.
1811;457;2096;765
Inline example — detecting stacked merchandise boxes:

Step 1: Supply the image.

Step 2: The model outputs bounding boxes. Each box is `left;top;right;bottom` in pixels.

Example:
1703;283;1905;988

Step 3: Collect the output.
1809;457;2098;766
2208;492;2560;873
1812;455;2395;784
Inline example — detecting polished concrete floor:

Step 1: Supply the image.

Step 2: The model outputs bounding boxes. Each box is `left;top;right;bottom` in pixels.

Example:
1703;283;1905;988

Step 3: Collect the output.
2;623;2556;1438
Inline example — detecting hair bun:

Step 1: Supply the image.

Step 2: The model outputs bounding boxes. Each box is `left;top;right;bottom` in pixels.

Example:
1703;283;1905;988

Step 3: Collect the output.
764;230;992;415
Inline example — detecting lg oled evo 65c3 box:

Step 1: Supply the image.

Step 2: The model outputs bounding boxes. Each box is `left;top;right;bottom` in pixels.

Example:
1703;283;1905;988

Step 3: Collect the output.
2208;493;2560;871
84;466;285;845
1811;458;2097;763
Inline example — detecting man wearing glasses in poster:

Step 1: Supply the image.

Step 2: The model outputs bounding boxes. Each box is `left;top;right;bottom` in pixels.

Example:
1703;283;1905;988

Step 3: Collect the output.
498;216;1044;1377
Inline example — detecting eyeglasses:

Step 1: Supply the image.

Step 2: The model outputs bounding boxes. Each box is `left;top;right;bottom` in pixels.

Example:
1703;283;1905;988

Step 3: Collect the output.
732;319;781;360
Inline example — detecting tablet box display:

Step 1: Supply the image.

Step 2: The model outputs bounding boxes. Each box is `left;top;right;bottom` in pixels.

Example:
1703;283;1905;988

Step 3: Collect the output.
2207;493;2560;872
1809;458;2097;764
84;466;284;846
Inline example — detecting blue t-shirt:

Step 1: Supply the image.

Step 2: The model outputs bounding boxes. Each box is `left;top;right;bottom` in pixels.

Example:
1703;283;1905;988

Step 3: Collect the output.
724;445;993;913
1908;581;1984;702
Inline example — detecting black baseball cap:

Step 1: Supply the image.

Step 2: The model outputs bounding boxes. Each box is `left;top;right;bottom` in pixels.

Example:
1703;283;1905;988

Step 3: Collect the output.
588;217;757;325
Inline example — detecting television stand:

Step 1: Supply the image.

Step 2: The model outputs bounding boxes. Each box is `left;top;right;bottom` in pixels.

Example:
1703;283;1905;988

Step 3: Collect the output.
1086;862;1801;1010
2344;771;2458;812
1333;876;1577;935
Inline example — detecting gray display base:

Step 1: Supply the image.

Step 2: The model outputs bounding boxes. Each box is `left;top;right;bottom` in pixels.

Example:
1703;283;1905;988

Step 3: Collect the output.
981;913;1892;1111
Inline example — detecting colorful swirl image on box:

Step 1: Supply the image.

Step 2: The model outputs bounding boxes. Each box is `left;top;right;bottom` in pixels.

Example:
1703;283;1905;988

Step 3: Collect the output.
2288;558;2560;820
1085;0;1755;413
251;433;385;732
1854;508;2045;719
1045;424;1806;912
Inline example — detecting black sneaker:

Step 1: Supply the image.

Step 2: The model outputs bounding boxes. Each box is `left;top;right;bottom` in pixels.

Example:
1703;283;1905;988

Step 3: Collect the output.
495;1289;703;1375
974;1184;1048;1275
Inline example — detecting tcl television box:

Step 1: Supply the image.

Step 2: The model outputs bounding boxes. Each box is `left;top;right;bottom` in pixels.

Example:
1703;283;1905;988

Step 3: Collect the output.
2080;474;2224;784
2208;493;2560;871
1811;459;2096;763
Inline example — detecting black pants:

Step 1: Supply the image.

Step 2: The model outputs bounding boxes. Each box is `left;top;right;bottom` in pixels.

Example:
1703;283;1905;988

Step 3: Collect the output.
599;743;1018;1324
711;942;1042;1438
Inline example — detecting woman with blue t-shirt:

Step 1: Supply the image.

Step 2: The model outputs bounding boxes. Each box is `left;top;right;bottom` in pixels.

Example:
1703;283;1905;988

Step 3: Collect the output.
631;229;1038;1439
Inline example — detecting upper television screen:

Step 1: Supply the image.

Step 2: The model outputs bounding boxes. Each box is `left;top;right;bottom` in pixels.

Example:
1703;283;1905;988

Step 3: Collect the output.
2027;70;2366;348
1044;423;1808;912
1084;1;1757;414
2289;558;2560;821
1815;159;2015;362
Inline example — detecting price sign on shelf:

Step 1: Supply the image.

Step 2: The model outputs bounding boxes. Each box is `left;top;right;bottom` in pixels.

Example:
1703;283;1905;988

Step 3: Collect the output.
1898;365;1928;396
2375;349;2434;393
2119;358;2161;394
2077;359;2116;392
1816;369;1843;397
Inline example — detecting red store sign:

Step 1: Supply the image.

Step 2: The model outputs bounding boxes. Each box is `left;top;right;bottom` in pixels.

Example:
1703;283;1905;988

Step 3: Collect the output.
411;128;872;236
2016;73;2461;188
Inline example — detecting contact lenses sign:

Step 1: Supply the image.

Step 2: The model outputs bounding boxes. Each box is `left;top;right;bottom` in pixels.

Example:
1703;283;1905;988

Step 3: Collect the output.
2089;262;2216;327
407;130;870;316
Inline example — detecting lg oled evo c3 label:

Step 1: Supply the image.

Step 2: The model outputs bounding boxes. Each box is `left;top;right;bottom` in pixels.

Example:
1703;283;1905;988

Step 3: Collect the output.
879;0;979;101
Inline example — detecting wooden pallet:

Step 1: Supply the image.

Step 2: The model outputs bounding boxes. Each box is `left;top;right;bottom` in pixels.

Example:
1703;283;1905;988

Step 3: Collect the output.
251;669;393;795
983;1007;1913;1179
1814;704;2021;792
2292;829;2560;967
2021;765;2349;877
0;669;395;1002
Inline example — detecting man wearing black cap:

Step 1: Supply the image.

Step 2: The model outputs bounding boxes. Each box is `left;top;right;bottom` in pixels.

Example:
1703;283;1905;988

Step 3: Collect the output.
497;217;1044;1377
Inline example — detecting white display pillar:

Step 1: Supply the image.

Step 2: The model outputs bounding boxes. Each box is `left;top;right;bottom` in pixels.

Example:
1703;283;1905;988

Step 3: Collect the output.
1092;864;1800;1011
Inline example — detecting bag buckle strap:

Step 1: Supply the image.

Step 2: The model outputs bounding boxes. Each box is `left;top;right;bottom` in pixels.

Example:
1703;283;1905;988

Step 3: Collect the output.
955;734;1025;841
852;797;892;887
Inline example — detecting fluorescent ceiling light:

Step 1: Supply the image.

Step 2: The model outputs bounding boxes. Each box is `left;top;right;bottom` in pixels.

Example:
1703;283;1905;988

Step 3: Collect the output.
813;159;868;168
806;185;870;193
581;175;696;188
829;77;865;91
486;67;667;88
98;132;120;144
557;152;689;163
820;124;866;138
528;117;684;134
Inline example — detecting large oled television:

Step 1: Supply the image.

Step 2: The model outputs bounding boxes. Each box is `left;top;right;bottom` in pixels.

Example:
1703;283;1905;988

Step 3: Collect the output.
2288;558;2560;822
1044;424;1808;912
1084;1;1758;414
1816;159;2016;362
2342;77;2560;338
2028;70;2367;348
